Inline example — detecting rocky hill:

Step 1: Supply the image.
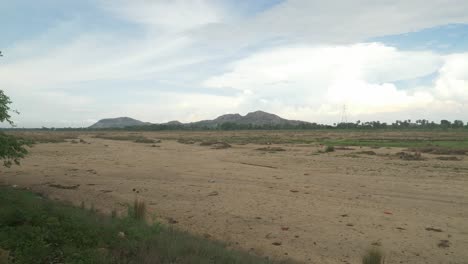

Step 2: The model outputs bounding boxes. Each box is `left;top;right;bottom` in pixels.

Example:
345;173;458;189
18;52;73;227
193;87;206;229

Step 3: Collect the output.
89;111;309;129
191;111;307;127
89;117;148;129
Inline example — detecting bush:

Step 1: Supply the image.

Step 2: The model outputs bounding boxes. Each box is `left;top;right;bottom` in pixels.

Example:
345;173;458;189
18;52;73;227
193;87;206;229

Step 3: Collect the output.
134;138;157;144
129;199;147;221
325;145;335;152
362;248;384;264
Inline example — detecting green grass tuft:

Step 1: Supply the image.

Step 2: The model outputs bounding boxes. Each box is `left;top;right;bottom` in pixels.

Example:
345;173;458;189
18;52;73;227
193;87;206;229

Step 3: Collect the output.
362;248;384;264
0;186;291;264
129;199;147;221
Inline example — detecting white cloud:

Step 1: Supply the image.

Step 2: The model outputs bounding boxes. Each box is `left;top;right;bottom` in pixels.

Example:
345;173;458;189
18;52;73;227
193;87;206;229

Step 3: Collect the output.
203;43;441;97
2;0;468;127
263;0;468;42
189;0;468;51
434;53;468;101
102;0;225;32
0;88;97;128
0;32;199;89
203;43;467;122
326;81;434;113
102;91;248;123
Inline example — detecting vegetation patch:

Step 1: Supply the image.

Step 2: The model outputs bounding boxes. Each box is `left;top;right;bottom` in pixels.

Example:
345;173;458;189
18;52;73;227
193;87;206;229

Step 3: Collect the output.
49;183;80;190
134;138;159;144
397;152;425;161
129;199;147;221
435;156;462;161
0;186;292;264
356;151;377;155
406;147;467;155
320;138;468;150
177;139;196;144
117;130;468;149
324;145;335;152
316;145;335;154
362;248;385;264
256;146;286;152
334;146;355;150
199;141;232;149
6;131;79;144
94;134;158;144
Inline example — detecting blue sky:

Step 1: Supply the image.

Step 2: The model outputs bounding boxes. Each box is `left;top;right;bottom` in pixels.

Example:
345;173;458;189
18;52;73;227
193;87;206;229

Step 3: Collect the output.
1;0;468;127
370;23;468;53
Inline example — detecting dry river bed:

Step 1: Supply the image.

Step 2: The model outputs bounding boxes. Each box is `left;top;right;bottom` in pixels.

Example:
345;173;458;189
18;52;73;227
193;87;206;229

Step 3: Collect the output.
1;136;467;264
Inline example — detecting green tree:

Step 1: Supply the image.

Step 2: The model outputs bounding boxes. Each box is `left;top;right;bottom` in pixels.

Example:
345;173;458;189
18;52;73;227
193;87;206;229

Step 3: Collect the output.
453;120;464;128
0;89;29;167
440;119;451;128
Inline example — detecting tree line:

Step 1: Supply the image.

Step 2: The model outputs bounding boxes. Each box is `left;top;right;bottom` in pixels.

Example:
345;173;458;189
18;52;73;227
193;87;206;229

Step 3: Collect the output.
39;119;468;131
4;118;468;132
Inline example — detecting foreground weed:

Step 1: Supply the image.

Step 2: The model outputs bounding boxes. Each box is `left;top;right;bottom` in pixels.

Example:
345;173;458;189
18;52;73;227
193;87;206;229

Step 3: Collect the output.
325;145;335;152
129;199;146;221
0;186;289;264
362;248;385;264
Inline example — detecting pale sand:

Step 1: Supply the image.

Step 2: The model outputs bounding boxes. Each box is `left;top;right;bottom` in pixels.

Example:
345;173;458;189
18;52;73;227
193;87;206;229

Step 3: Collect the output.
1;134;467;263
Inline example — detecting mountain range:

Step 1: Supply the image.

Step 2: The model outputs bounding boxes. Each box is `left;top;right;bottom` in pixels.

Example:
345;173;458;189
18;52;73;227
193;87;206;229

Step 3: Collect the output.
89;111;309;129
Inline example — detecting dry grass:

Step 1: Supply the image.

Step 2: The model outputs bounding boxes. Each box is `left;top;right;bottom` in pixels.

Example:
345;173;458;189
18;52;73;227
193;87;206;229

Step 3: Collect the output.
111;130;468;148
129;199;147;221
436;156;462;161
177;139;196;144
5;131;79;143
256;146;286;152
0;248;9;264
111;209;118;218
199;141;232;149
362;248;384;264
325;145;335;152
94;134;158;144
397;152;424;161
356;151;377;155
407;147;467;155
134;138;159;144
334;146;355;150
1;187;290;264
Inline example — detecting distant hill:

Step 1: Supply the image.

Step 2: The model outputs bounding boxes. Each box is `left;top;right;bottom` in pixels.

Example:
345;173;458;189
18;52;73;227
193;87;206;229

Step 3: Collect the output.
164;120;183;125
88;111;310;129
89;117;149;129
191;111;308;127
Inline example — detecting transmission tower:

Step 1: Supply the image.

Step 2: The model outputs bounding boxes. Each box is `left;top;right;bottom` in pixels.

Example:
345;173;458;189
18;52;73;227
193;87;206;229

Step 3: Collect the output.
340;104;348;124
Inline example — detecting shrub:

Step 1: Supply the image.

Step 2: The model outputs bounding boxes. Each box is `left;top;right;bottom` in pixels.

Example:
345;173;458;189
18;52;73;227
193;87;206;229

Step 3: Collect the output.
134;138;156;144
397;152;424;161
325;145;335;152
362;248;384;264
129;199;146;221
111;209;118;218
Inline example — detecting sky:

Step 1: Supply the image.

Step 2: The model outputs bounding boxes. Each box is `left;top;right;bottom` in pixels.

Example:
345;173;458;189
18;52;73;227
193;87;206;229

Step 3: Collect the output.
1;0;468;128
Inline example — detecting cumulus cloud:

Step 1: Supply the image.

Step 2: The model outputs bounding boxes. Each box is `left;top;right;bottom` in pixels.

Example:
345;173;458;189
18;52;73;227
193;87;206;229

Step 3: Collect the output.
99;91;249;124
2;0;468;127
204;43;443;90
434;53;468;100
204;43;467;122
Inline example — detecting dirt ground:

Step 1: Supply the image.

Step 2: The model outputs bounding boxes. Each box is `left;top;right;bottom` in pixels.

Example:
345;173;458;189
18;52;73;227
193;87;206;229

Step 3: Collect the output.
1;131;468;264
